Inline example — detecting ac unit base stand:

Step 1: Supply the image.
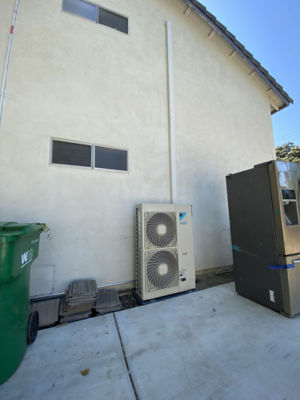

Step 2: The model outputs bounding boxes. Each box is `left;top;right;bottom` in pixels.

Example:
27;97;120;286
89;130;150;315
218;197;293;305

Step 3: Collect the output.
132;288;198;306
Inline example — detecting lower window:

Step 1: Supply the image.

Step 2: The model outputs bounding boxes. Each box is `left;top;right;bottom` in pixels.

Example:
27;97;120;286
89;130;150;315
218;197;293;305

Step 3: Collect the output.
51;139;128;172
95;146;127;171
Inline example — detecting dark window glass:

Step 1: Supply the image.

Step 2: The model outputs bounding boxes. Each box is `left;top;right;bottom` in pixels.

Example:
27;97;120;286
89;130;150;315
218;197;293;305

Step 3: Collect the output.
95;146;127;171
282;190;296;200
98;8;128;34
52;140;91;167
62;0;97;21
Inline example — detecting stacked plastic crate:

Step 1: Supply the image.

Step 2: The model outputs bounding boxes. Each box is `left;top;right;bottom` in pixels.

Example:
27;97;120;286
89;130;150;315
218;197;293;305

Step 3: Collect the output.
60;279;97;322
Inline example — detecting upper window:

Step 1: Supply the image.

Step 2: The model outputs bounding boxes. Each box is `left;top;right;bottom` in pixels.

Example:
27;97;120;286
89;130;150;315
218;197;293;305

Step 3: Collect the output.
62;0;97;21
98;8;128;34
62;0;128;34
51;139;128;172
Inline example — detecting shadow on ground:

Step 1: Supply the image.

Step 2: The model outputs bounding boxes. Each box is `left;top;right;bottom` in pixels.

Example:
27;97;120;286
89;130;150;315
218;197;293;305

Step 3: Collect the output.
119;269;234;310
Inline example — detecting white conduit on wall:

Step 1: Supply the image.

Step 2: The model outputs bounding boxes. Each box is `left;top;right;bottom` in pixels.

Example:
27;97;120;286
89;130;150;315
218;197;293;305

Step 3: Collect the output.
166;21;177;204
0;0;20;133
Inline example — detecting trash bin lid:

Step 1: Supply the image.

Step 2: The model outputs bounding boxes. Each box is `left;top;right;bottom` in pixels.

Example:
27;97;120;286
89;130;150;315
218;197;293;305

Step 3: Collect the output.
0;222;44;240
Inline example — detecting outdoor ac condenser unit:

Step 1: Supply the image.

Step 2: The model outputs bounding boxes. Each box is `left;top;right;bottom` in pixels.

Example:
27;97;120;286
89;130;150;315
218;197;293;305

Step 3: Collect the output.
135;203;195;301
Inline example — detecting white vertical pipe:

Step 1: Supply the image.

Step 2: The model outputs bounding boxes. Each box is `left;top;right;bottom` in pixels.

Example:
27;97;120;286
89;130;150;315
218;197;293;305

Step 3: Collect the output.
166;20;177;204
0;0;20;133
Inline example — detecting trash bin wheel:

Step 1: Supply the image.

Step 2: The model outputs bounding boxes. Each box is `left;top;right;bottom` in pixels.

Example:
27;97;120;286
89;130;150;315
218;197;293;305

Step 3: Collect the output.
27;311;39;344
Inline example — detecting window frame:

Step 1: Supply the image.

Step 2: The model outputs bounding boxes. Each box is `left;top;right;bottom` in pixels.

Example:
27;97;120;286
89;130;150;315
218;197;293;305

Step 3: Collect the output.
94;144;128;172
61;0;129;35
50;137;129;174
51;138;93;169
97;6;129;34
62;0;98;22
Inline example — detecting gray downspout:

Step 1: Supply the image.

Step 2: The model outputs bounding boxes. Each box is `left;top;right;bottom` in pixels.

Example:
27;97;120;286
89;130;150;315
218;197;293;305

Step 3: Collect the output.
166;20;177;204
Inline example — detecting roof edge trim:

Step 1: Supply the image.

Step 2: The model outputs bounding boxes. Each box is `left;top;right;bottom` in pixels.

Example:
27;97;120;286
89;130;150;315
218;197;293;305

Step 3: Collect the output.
183;0;293;109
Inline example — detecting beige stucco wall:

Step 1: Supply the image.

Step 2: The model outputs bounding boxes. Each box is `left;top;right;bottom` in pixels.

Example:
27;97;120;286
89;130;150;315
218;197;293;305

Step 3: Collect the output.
0;0;276;295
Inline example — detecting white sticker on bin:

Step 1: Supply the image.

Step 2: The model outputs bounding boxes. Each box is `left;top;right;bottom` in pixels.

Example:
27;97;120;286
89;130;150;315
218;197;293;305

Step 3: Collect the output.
20;249;33;268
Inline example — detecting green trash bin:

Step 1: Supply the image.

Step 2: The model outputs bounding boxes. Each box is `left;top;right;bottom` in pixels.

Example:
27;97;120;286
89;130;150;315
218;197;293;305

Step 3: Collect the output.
0;222;45;385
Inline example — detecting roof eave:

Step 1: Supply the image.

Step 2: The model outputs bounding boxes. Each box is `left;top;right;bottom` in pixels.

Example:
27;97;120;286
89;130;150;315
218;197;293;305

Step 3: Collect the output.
183;0;293;110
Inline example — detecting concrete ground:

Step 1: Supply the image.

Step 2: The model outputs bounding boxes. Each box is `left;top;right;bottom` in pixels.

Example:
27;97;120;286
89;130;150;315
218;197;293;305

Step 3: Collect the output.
0;315;136;400
1;283;300;400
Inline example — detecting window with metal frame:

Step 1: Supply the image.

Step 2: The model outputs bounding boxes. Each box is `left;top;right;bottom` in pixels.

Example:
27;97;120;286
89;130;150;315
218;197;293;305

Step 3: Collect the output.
51;139;128;172
52;140;92;167
62;0;128;34
98;8;128;34
95;146;128;171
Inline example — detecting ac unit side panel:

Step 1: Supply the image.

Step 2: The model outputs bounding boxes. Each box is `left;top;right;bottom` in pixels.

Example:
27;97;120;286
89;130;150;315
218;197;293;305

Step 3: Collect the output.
176;205;196;291
135;207;145;297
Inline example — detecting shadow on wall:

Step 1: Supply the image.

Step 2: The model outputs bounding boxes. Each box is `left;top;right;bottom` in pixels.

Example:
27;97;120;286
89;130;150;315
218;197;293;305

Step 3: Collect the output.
185;167;233;270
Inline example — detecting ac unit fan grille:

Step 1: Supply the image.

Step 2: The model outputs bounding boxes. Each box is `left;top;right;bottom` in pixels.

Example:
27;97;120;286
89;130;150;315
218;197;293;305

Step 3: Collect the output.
147;250;178;291
145;212;176;248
